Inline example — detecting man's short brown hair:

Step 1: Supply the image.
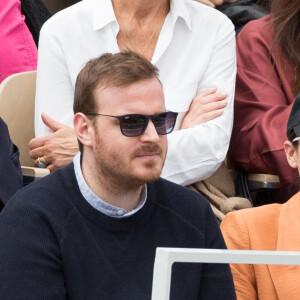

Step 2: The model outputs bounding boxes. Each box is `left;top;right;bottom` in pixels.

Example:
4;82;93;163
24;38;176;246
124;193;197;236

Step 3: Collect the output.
74;51;160;116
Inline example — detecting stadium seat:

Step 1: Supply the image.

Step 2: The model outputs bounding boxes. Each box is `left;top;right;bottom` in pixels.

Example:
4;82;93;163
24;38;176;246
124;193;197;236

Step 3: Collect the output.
0;71;49;184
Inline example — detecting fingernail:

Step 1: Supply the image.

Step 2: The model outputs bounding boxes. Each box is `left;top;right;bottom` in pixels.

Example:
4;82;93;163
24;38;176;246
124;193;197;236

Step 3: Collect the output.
209;87;217;91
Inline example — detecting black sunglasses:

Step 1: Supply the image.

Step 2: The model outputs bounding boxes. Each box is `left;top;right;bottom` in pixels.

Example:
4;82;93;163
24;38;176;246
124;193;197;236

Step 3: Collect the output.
86;111;178;137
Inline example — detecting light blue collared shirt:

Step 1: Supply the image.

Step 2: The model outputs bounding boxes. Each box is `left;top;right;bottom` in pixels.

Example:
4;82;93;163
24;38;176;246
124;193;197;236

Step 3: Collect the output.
73;153;147;218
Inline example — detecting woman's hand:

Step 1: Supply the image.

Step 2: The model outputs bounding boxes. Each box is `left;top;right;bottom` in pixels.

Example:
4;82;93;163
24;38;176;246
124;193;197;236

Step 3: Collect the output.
29;113;79;172
181;88;228;129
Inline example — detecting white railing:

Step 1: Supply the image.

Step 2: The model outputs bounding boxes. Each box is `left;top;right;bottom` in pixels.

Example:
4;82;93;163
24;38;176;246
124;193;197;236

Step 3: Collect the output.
151;248;300;300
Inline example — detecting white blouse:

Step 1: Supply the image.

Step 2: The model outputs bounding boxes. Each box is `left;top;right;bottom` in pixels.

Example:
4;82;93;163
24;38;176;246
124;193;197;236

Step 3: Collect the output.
35;0;236;186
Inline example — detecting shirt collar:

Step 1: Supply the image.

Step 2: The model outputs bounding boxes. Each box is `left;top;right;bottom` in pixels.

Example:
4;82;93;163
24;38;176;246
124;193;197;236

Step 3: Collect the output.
169;0;192;31
73;152;147;218
90;0;117;31
89;0;192;32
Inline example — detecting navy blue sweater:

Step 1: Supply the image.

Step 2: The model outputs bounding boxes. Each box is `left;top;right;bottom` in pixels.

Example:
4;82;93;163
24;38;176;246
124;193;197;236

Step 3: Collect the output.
0;164;236;299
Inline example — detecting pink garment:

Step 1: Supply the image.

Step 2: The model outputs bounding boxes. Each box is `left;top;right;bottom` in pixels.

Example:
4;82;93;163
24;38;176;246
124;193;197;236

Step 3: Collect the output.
0;0;37;83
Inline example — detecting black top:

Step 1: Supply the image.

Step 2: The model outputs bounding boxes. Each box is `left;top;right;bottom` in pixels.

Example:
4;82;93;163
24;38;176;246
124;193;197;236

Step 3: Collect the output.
0;164;236;299
21;0;51;46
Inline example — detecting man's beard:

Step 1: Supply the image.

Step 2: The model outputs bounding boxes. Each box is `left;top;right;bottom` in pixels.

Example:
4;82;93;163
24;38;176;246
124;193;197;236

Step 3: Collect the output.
93;136;166;191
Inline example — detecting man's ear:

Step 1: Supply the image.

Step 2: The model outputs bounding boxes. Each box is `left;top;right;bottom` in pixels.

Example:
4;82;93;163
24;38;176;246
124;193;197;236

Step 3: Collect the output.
284;140;298;169
73;113;93;148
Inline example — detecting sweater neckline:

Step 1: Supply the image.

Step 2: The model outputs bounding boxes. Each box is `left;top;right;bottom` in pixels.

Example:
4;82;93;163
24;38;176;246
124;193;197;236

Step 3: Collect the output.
65;164;154;232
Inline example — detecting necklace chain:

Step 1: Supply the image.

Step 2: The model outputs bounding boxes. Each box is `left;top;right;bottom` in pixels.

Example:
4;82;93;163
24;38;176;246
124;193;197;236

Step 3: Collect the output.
112;0;167;57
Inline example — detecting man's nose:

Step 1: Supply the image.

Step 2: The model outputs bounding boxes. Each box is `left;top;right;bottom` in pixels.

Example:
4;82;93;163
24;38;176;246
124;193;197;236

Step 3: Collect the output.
140;120;160;142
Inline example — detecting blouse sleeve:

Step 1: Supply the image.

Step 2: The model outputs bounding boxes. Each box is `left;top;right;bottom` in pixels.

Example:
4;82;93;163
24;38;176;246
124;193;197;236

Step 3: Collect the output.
162;16;236;186
35;25;75;137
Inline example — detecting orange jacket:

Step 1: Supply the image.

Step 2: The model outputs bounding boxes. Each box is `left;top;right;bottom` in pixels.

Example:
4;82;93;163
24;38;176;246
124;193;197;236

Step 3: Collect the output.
221;192;300;300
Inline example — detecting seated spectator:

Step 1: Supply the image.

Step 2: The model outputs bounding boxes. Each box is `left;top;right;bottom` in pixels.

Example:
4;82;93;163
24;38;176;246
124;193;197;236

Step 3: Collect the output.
221;91;300;299
31;0;236;190
0;118;23;211
227;0;300;190
0;52;236;299
0;0;37;83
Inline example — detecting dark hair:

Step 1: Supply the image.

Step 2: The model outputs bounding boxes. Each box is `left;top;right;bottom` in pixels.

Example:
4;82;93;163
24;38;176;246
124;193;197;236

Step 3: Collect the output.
288;129;297;143
73;51;160;151
270;0;300;95
257;0;271;10
287;129;299;149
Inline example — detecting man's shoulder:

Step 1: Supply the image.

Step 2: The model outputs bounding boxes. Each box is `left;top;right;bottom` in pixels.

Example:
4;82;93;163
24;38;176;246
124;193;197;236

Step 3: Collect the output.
149;178;213;220
148;179;223;247
2;164;77;218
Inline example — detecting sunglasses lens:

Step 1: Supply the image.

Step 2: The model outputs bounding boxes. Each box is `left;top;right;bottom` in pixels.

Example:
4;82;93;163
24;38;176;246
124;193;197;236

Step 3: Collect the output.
121;115;148;137
120;112;177;137
153;112;177;135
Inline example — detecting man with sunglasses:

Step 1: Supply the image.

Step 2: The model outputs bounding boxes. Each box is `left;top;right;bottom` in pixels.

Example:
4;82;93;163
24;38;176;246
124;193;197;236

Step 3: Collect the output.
0;52;236;299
